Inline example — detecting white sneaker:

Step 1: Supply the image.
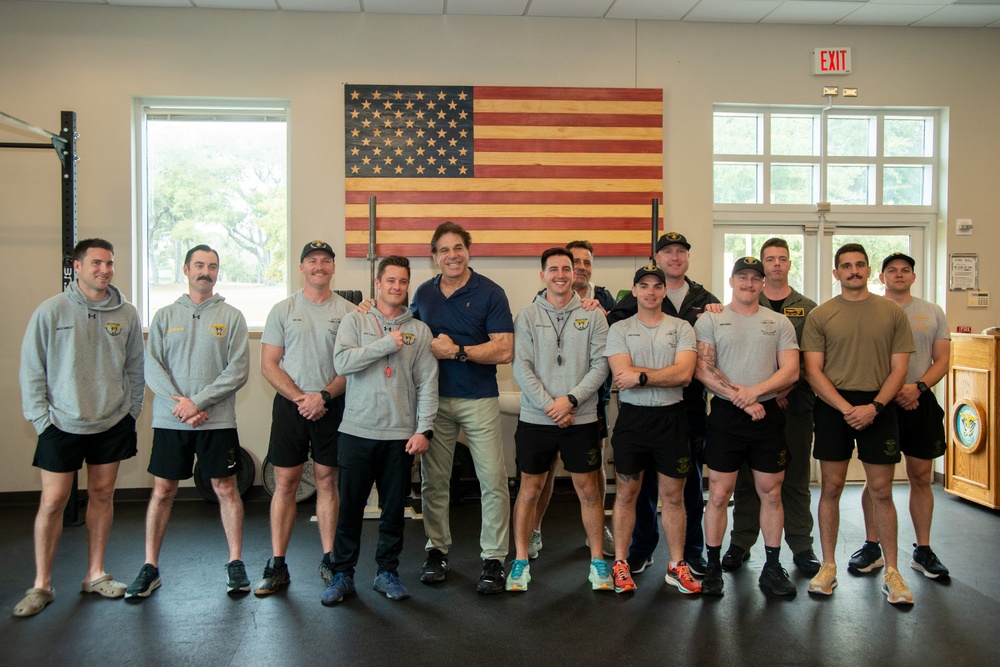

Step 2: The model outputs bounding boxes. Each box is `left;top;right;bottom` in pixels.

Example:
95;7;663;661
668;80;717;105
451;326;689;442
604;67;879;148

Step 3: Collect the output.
528;530;542;560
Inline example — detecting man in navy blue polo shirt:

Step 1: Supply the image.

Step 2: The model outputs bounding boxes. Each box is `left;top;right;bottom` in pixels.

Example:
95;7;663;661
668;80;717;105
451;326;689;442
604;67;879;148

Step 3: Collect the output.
414;222;515;594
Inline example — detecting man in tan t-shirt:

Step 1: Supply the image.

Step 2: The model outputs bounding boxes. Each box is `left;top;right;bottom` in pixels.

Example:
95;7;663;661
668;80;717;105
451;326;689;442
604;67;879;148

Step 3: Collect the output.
800;243;916;607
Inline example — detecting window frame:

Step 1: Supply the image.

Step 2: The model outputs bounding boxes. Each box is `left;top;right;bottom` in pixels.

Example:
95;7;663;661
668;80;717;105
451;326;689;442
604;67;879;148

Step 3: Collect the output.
132;97;292;328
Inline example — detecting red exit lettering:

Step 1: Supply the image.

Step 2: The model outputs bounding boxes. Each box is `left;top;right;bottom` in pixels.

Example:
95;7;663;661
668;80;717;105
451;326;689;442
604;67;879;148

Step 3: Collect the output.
813;47;851;75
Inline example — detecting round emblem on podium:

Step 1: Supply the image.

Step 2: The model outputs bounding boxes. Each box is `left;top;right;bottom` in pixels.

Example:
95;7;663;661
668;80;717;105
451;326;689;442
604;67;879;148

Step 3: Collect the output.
951;398;986;453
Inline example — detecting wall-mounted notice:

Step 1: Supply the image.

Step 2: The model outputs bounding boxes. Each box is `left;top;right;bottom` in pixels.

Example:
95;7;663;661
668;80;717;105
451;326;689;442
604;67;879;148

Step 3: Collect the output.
950;253;978;291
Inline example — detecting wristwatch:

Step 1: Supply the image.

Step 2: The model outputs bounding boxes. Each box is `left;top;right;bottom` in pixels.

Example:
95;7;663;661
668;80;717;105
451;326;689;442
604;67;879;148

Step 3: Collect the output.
917;381;929;393
638;372;648;387
871;400;885;414
567;394;579;408
456;345;468;363
320;390;333;403
421;429;434;440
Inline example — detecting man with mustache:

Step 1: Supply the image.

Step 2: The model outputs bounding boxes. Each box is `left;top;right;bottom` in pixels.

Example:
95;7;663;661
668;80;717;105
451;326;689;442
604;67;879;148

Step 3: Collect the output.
256;240;355;602
802;243;916;606
16;238;144;617
125;244;250;599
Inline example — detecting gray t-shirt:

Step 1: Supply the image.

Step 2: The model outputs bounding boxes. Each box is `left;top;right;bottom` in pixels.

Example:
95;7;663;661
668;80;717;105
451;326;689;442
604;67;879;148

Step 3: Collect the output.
902;297;950;383
694;306;799;402
606;314;696;407
261;290;354;393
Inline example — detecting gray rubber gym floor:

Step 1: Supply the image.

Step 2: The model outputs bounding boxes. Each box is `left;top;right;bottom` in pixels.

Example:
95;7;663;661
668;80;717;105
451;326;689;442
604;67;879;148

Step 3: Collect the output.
1;483;997;666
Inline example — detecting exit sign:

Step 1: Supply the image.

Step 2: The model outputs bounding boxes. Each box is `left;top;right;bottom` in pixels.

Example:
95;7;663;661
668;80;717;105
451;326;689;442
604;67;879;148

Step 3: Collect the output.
813;48;852;75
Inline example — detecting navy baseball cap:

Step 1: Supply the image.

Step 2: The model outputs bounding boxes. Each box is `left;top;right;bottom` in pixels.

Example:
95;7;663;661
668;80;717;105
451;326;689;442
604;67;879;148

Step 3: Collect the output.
732;256;765;276
881;252;915;272
655;232;691;252
301;240;336;262
633;264;666;285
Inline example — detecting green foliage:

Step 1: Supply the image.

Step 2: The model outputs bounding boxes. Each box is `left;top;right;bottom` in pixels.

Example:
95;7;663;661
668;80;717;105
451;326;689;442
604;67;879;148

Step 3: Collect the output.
147;120;287;286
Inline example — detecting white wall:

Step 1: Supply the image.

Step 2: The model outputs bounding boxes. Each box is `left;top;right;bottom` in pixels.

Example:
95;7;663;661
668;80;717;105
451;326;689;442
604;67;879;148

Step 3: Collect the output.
1;1;997;492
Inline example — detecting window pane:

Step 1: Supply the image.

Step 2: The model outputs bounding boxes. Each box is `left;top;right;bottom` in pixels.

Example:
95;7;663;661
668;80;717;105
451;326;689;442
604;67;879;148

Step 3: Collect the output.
714;163;761;204
831;233;910;296
771;115;818;156
714;113;761;155
723;233;805;303
771;164;817;204
884;165;931;206
827;164;874;205
146;117;288;326
828;116;875;156
884;117;932;157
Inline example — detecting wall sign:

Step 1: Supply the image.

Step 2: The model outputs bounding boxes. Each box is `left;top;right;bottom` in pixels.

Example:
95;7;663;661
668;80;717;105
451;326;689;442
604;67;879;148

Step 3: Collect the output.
813;48;852;75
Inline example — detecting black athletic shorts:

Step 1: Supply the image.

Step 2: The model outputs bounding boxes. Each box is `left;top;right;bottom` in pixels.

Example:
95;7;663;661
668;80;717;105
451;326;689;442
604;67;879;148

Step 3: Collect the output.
149;428;241;480
611;403;692;478
33;414;138;473
812;390;901;465
898;391;946;460
515;420;601;474
704;397;788;474
266;393;344;468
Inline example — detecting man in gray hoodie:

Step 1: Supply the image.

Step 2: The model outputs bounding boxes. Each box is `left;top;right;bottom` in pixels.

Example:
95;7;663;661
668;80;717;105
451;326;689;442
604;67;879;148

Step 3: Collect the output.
322;256;438;605
124;245;250;600
15;238;144;617
508;248;611;593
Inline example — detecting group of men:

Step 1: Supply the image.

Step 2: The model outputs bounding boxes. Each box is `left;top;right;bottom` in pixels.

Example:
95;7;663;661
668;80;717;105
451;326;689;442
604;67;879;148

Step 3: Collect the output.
13;223;950;617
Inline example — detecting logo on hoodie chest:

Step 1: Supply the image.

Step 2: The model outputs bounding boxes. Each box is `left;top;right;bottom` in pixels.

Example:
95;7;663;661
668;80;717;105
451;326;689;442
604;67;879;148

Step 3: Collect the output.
403;333;416;346
211;324;228;338
105;323;122;336
574;319;590;331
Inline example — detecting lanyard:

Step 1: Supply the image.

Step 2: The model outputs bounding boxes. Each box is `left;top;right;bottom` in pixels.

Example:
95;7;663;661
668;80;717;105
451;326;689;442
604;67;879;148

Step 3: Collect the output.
543;309;570;366
371;312;394;379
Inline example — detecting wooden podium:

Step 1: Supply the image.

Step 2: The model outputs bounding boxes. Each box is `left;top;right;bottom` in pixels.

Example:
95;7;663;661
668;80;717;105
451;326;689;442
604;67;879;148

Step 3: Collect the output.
946;334;999;508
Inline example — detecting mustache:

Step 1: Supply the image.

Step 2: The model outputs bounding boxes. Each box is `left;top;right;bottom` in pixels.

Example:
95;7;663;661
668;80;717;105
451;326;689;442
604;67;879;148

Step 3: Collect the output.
197;276;214;282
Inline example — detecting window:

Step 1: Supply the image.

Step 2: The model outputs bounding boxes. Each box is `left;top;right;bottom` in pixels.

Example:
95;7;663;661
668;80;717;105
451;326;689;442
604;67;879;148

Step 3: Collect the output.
134;99;290;326
711;105;943;306
713;107;938;209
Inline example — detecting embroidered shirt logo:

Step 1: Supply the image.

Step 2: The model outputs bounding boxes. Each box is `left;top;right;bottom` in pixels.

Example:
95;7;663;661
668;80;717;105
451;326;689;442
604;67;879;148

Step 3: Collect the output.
105;323;122;336
574;318;590;331
402;333;416;346
211;324;227;338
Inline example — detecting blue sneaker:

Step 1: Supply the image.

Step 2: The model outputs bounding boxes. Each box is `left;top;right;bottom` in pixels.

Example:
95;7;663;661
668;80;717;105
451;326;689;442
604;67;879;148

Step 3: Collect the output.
373;571;410;601
321;572;355;606
506;559;531;592
589;559;614;591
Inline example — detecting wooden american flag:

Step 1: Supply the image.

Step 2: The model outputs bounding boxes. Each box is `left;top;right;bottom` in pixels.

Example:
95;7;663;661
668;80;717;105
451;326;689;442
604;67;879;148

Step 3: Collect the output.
344;84;663;257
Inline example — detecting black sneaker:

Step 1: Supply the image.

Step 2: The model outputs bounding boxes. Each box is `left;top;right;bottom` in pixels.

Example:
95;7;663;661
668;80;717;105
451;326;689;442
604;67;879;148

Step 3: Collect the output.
758;563;797;596
254;558;290;596
792;549;821;576
226;560;250;594
477;558;506;595
686;555;708;577
911;544;950;579
721;545;750;572
702;562;724;597
420;549;449;584
847;541;884;574
626;554;654;575
125;563;162;599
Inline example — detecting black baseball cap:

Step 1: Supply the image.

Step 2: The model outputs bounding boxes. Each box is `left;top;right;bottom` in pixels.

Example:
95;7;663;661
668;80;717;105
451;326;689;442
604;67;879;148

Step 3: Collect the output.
655;232;691;252
732;256;765;276
301;240;336;262
881;252;915;272
633;264;666;285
